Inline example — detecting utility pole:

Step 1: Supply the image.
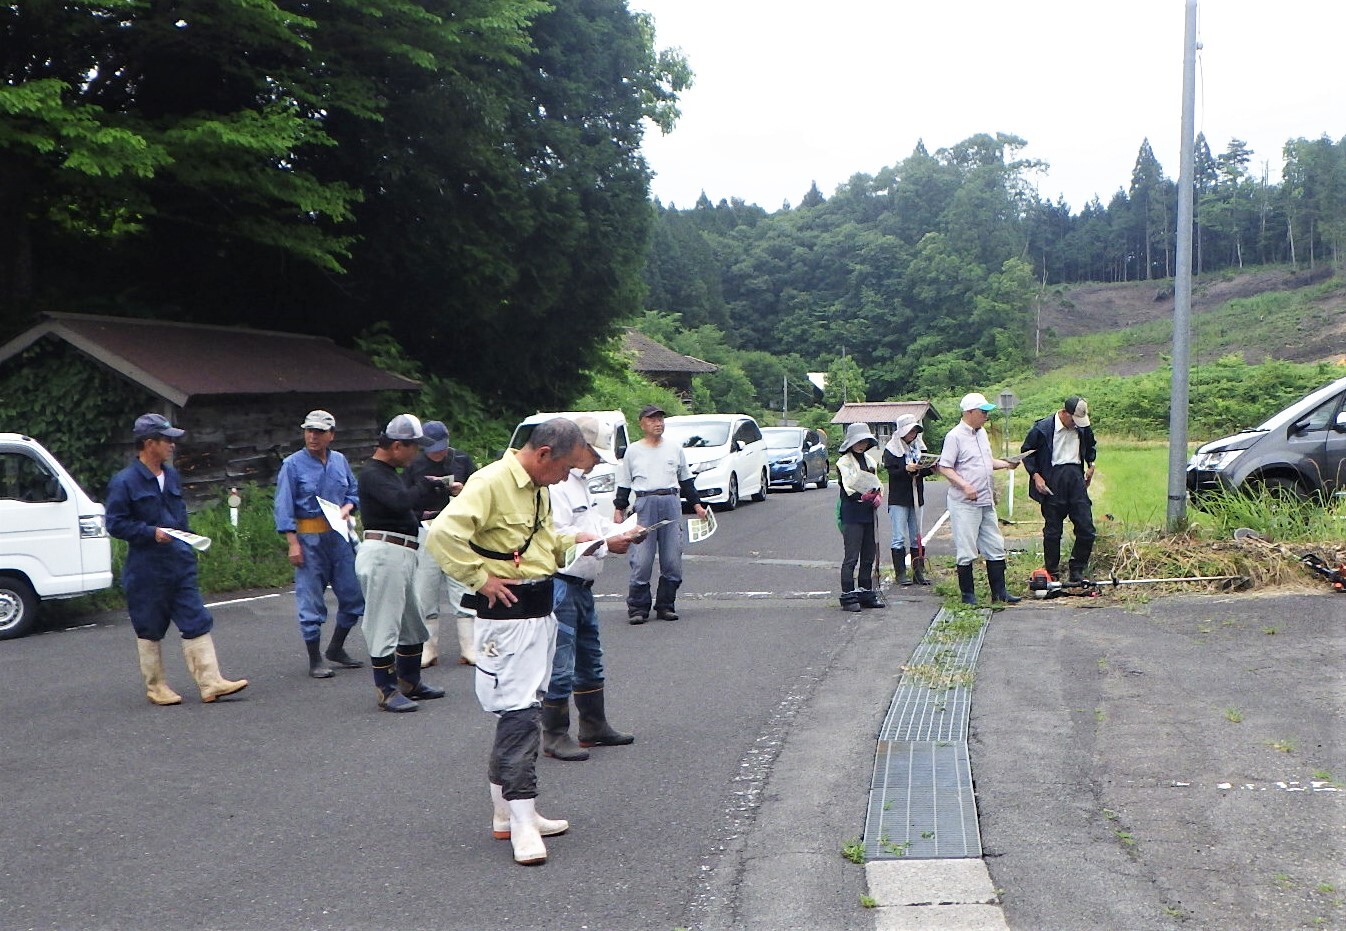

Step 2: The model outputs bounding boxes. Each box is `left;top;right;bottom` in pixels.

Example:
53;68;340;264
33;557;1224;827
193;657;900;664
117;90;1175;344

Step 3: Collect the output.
1166;0;1198;530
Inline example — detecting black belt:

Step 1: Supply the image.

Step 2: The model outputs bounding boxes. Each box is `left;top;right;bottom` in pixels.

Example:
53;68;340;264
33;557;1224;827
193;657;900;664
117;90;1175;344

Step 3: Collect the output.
363;531;419;549
635;488;678;497
462;577;555;619
555;573;594;588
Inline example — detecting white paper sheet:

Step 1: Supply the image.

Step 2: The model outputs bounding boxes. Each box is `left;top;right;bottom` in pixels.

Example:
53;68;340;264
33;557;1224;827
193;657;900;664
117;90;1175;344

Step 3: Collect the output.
316;497;353;542
687;508;716;543
164;528;211;551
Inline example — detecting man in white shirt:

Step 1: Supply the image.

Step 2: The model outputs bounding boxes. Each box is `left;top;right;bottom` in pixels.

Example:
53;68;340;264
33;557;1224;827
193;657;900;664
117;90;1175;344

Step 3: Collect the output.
937;393;1021;606
1020;396;1097;582
541;416;644;761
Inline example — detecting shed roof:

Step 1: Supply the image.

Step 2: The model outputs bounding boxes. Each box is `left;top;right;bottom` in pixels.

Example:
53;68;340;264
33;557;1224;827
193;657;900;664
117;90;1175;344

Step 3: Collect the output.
0;313;418;407
622;329;718;375
831;401;941;425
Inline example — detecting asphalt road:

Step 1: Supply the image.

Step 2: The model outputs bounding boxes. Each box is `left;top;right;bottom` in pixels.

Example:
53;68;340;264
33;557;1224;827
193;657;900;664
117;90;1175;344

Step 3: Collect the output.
3;479;1342;931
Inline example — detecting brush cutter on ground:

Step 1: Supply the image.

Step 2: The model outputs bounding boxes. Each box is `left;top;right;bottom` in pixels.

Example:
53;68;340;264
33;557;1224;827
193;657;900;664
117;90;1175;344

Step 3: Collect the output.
1233;528;1346;593
1027;566;1251;599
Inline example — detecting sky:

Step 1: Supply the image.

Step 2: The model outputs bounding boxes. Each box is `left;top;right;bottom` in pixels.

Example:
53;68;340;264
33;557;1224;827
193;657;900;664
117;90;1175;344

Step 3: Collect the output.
631;0;1344;213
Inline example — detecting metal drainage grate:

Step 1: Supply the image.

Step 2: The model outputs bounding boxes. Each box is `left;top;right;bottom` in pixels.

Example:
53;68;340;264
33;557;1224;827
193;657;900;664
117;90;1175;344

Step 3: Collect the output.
863;607;991;860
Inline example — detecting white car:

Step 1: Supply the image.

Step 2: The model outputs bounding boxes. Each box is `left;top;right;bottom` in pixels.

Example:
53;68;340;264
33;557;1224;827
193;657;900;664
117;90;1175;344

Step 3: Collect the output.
662;414;769;510
0;434;113;639
508;410;631;516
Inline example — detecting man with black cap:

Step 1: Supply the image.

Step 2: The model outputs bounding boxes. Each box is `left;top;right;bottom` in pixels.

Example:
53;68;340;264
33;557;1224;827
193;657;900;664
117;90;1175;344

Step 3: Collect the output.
355;414;444;713
106;413;248;705
404;419;474;667
613;403;707;623
1021;396;1097;582
273;409;365;679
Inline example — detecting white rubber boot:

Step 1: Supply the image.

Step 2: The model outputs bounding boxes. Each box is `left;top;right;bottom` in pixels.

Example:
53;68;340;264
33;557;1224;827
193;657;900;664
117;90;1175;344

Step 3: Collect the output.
490;783;568;839
506;798;547;865
456;616;476;665
181;634;248;702
421;616;440;667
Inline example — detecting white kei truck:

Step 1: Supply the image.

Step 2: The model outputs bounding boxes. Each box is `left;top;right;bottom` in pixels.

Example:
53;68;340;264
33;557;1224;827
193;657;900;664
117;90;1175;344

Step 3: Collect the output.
0;433;113;639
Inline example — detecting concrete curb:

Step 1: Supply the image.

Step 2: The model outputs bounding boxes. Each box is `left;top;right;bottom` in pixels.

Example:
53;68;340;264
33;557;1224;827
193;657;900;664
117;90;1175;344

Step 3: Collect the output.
866;859;1009;929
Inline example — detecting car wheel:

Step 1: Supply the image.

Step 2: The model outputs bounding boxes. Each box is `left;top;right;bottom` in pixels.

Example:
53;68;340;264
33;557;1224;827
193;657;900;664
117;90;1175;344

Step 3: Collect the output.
724;474;739;511
752;468;769;502
792;466;806;493
1257;475;1310;509
816;465;829;489
0;575;39;641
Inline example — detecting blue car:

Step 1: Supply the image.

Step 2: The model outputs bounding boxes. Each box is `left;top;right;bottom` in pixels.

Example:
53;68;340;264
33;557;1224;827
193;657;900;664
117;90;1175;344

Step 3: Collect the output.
762;427;829;492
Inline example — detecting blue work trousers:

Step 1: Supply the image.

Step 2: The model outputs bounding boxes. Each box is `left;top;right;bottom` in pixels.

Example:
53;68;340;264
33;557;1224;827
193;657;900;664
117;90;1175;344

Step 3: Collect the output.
626;493;683;614
887;504;924;552
294;531;364;642
123;550;213;641
545;578;604;700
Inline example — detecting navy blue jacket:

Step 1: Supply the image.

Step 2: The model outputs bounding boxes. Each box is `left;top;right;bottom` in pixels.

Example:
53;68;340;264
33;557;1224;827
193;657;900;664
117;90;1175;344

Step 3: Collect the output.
1021;415;1097;505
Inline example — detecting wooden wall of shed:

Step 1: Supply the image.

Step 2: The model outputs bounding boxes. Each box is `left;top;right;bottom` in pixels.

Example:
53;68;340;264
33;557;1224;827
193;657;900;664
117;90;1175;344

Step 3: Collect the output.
172;395;387;509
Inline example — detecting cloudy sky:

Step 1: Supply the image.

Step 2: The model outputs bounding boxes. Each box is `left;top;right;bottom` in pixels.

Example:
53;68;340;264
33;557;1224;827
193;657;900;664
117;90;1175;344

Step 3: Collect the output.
632;0;1343;212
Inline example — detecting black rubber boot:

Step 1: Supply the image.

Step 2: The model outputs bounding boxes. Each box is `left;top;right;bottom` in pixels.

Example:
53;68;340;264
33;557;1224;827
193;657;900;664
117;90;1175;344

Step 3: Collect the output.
987;560;1022;605
372;655;418;712
892;550;909;587
858;588;885;609
911;548;930;585
574;687;634;747
654;579;680;620
396;644;445;700
541;699;590;761
839;591;862;613
627;584;651;623
324;623;364;668
306;638;334;679
957;563;978;606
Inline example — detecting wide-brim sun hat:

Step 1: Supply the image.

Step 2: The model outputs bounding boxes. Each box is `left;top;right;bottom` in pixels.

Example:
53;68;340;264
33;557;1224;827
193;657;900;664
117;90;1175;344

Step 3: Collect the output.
838;422;878;453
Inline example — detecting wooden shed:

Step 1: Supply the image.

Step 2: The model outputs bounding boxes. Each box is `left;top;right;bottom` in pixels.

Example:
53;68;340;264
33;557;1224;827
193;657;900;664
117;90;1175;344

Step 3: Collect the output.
0;313;418;505
621;328;718;399
831;401;942;448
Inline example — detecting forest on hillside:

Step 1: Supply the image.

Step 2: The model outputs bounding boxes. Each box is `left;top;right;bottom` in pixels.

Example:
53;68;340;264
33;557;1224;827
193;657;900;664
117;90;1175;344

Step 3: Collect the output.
643;132;1346;404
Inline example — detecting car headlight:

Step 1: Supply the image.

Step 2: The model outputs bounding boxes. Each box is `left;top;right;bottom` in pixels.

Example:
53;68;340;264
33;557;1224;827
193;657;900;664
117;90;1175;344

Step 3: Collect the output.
776;455;800;466
1190;448;1245;472
79;514;108;538
691;458;722;475
587;472;616;495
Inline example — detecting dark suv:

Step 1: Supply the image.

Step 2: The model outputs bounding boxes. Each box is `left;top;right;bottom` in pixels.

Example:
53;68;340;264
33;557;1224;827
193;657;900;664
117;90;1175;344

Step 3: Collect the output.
1187;376;1346;505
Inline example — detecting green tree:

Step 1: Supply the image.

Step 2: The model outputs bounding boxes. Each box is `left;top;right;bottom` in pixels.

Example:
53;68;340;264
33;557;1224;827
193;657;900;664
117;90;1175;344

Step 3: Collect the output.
826;355;867;406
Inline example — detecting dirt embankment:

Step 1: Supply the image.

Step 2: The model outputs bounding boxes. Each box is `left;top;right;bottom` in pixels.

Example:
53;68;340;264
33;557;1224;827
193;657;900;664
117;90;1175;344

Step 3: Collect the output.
1038;266;1345;375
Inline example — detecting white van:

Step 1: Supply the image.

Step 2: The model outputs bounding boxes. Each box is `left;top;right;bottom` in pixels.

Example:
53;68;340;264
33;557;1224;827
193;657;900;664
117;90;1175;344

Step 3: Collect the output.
507;411;631;515
0;434;114;639
662;414;769;510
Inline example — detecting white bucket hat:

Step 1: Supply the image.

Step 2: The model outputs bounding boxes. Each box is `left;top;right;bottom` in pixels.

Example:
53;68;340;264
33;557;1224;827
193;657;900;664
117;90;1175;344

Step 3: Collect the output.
838;422;878;453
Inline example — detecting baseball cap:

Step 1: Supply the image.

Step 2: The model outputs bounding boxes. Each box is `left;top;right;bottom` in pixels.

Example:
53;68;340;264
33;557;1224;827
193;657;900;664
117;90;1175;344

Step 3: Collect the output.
421;420;450;453
301;410;336;431
383;413;435;447
133;413;185;439
1064;396;1091;428
638;403;666;419
960;393;997;413
569;415;614;465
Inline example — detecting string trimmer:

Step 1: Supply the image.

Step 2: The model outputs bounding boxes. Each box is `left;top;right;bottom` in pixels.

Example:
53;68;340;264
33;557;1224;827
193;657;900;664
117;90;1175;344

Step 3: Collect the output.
1234;528;1346;593
1028;567;1252;599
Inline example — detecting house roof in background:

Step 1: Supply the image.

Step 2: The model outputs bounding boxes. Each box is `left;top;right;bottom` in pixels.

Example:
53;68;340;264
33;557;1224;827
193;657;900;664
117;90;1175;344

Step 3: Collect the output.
622;329;718;375
0;313;418;407
831;401;941;425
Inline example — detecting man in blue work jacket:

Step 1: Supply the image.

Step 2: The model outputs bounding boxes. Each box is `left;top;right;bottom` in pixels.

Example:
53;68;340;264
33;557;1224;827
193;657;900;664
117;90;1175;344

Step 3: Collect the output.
106;413;248;706
273;409;366;678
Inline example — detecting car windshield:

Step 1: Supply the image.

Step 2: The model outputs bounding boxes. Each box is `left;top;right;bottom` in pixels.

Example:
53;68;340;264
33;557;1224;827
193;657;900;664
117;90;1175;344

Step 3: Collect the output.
762;428;804;450
664;421;730;448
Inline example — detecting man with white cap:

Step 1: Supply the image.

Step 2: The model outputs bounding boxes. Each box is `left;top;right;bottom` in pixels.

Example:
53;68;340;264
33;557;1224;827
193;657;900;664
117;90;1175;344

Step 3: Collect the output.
354;414;443;712
540;416;644;761
937;393;1022;606
1020;396;1097;582
404;420;474;667
273;409;365;679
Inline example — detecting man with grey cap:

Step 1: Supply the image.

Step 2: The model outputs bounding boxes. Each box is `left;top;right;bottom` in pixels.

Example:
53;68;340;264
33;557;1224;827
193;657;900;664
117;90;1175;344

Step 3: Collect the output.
404;419;474;667
540;415;644;761
937;393;1022;606
1021;396;1097;582
355;414;444;713
273;409;365;679
106;413;248;705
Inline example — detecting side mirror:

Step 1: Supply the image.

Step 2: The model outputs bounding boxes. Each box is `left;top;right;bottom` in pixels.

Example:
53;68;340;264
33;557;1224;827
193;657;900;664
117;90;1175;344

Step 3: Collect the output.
733;439;745;452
